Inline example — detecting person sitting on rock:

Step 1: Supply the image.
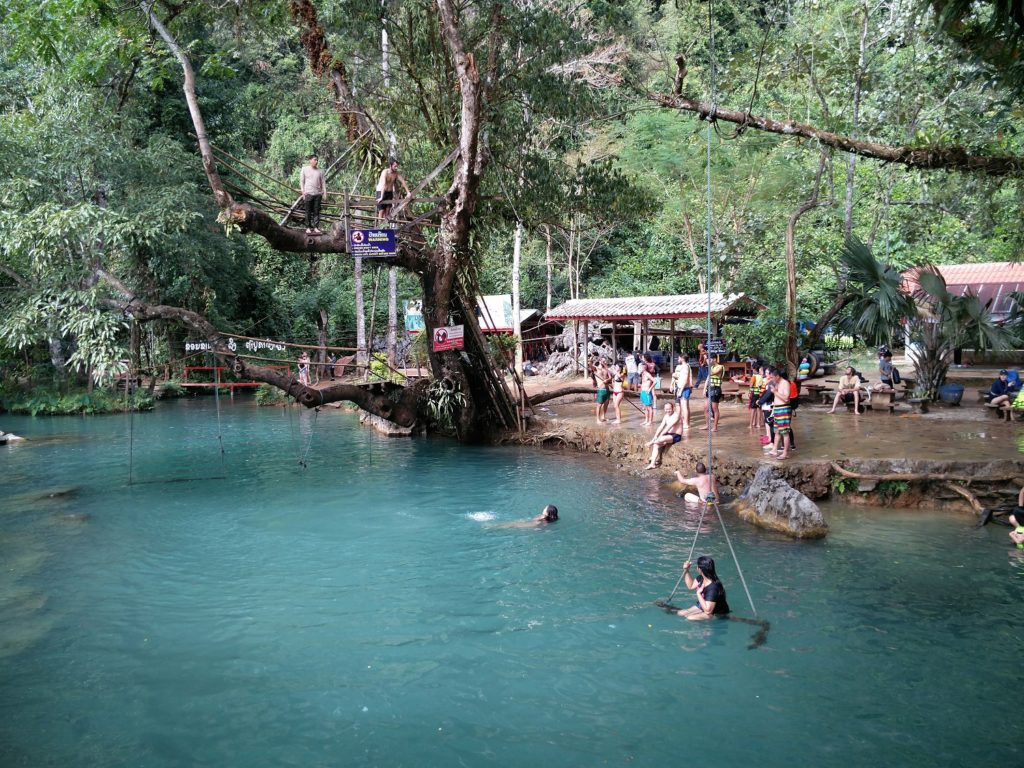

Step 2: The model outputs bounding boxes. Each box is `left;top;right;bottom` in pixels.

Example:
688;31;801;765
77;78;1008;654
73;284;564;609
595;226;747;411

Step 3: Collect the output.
645;402;684;469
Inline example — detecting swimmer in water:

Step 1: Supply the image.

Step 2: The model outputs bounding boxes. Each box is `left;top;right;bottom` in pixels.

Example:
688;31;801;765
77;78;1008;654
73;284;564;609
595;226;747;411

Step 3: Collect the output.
675;462;718;507
676;555;730;621
494;504;559;528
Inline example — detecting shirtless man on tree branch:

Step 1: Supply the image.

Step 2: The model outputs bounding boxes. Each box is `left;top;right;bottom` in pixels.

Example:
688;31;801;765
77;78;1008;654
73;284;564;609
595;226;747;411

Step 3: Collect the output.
376;157;411;223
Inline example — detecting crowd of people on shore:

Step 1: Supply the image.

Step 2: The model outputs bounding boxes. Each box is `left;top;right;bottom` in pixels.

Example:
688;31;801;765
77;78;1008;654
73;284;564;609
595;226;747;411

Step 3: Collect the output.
589;344;802;466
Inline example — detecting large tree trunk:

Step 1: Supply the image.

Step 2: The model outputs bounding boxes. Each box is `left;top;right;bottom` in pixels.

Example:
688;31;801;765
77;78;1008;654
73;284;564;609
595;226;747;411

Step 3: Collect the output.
544;224;553;312
143;0;516;438
316;308;328;384
512;221;524;379
784;157;830;377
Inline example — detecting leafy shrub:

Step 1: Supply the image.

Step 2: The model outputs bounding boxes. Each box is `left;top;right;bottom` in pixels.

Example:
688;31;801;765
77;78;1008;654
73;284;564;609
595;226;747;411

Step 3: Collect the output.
425;377;466;431
159;380;186;398
255;383;288;406
0;387;154;415
369;353;407;384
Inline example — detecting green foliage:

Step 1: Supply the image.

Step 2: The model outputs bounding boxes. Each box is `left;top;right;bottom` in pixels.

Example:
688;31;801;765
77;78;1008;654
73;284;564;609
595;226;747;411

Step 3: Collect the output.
159;380;185;399
425;378;467;432
0;386;153;415
830;475;853;495
254;383;288;406
487;333;518;368
877;480;910;502
369;353;406;384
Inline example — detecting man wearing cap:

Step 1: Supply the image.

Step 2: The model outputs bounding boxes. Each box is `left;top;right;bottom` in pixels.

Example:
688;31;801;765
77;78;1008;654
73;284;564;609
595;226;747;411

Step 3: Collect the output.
987;369;1019;408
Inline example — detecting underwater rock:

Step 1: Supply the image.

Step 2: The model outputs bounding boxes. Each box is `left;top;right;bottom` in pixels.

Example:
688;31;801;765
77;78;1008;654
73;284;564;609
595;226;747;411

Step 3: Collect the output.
735;464;828;539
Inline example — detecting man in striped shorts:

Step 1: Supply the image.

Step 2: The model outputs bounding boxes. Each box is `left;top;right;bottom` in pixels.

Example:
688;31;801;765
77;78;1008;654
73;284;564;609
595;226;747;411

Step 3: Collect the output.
767;368;793;460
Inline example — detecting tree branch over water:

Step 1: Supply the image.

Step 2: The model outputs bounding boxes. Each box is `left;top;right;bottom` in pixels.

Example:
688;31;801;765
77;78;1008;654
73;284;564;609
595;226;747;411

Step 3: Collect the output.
647;59;1024;177
95;269;420;426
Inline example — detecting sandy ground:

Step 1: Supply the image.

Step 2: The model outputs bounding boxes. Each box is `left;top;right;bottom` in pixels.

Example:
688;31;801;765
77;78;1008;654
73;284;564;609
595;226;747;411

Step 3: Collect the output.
520;370;1023;464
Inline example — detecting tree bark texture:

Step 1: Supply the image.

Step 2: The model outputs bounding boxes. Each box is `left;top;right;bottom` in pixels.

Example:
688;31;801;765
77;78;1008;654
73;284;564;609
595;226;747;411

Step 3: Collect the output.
144;0;517;438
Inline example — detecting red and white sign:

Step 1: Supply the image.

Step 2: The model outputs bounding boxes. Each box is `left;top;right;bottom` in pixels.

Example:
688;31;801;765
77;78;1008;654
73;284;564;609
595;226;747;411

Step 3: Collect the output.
432;324;465;352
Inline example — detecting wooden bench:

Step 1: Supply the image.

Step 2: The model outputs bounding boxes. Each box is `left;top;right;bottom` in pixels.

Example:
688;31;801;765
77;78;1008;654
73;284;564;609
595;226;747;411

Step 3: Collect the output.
869;389;897;414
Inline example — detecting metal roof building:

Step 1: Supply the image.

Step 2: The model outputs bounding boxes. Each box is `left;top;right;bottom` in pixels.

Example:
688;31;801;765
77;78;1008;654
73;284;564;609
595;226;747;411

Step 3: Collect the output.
545;292;764;321
903;263;1024;322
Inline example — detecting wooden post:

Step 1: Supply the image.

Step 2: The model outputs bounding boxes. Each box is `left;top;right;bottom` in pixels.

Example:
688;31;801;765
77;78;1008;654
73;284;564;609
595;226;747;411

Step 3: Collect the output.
670;319;676;370
343;192;350;250
573;319;580;376
611;323;618;362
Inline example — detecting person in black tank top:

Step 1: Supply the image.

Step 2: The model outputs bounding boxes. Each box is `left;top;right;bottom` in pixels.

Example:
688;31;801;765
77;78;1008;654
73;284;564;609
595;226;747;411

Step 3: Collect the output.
676;555;730;620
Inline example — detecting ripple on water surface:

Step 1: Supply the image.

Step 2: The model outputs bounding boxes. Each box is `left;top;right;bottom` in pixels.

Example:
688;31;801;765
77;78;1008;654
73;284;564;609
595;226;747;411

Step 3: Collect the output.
0;401;1022;767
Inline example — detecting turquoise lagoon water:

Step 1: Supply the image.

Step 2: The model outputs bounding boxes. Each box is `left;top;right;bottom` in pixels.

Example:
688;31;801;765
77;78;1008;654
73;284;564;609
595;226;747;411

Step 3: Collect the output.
1;400;1022;767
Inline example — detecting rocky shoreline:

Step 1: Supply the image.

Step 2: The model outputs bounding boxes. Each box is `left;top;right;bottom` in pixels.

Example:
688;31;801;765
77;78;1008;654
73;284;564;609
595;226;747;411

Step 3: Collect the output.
506;414;1024;520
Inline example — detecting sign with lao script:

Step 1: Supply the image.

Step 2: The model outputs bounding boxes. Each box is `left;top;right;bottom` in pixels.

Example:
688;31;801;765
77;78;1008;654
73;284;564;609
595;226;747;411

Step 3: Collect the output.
706;338;727;355
432;325;465;352
349;228;396;258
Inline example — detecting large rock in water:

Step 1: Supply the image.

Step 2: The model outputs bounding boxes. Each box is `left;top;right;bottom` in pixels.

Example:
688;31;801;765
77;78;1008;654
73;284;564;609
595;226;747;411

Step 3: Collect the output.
735;465;828;539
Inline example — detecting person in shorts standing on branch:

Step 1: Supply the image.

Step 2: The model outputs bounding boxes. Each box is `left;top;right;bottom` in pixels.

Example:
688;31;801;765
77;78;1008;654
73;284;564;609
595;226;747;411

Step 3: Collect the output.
300;154;327;235
376;157;411;224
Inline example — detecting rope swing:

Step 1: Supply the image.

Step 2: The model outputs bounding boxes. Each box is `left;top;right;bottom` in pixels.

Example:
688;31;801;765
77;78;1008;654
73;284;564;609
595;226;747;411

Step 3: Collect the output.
655;0;767;649
126;350;228;485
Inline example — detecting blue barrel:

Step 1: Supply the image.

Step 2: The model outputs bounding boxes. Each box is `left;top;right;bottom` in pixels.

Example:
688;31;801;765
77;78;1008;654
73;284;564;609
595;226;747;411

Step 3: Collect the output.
937;382;964;405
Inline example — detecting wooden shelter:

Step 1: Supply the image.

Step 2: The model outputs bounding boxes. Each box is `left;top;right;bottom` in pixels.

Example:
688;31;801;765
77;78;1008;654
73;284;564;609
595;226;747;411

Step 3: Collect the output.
545;292;765;371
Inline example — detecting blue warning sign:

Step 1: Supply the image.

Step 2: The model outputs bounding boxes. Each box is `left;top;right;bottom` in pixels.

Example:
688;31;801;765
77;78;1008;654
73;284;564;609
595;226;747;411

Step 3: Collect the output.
349;229;397;258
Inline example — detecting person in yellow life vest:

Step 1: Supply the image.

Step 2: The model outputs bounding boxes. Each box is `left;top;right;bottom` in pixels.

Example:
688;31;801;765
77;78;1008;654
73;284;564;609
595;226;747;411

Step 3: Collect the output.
704;356;725;432
747;363;766;428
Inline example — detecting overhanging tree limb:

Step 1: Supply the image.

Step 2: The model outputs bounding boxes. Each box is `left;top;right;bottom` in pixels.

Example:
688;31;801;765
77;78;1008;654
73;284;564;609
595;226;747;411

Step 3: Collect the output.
94;268;420;424
650;75;1024;177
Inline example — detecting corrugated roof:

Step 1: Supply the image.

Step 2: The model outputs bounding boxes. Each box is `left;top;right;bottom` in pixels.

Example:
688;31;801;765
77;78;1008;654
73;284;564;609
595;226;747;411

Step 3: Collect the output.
904;263;1024;320
545;292;763;321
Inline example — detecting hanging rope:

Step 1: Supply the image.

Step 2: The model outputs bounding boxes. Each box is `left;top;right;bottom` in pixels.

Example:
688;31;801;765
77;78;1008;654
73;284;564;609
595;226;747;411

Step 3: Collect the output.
661;499;710;605
657;0;759;630
297;390;324;470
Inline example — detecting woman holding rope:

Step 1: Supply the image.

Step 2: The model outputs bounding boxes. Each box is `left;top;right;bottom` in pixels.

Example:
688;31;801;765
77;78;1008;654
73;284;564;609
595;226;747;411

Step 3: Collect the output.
676;556;730;621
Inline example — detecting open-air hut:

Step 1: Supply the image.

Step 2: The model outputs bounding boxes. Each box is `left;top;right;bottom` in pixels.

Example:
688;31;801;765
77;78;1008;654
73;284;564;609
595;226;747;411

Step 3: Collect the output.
545;292;765;373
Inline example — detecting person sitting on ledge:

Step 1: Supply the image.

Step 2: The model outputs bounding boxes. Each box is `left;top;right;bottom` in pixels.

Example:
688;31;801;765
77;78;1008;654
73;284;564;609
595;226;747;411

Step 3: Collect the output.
987;369;1015;408
676;555;731;621
645;402;684;469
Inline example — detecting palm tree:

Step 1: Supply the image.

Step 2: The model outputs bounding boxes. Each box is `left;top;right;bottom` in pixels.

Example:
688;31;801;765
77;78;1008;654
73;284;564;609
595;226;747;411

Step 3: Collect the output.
837;238;1018;398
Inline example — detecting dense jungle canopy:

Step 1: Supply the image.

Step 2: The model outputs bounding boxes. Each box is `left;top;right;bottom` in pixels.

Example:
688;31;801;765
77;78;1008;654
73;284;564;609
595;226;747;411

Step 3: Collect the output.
2;0;1024;436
